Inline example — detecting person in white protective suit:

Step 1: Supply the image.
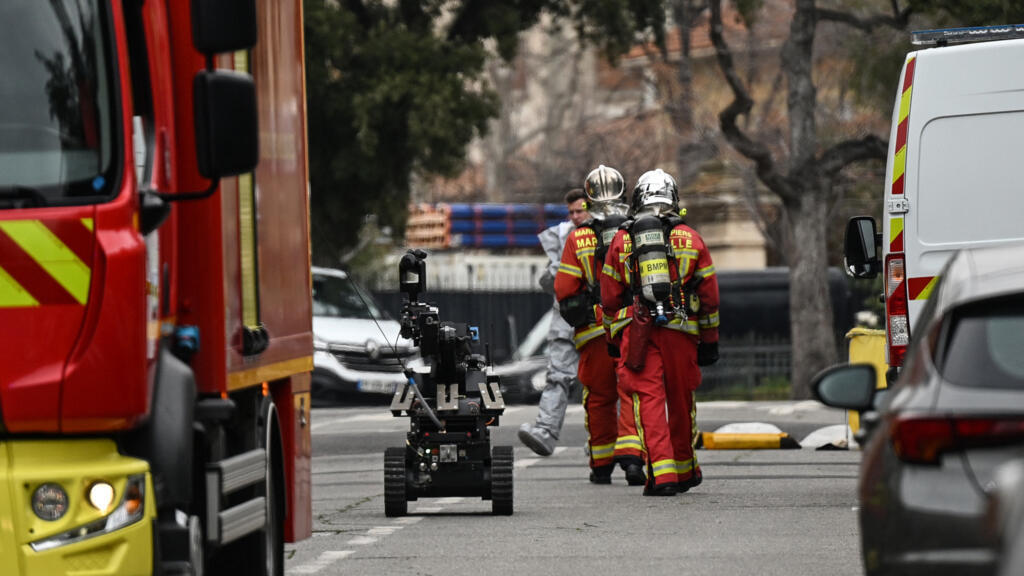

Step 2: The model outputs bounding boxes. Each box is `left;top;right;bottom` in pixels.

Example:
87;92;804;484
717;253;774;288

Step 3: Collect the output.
517;188;588;456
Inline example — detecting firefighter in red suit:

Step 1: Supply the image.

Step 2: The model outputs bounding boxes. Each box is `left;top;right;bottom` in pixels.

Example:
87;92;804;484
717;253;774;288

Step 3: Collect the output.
600;169;720;496
554;165;646;486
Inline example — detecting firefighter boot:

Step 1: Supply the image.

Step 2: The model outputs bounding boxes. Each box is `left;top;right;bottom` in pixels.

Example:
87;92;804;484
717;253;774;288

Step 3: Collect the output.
624;464;646;486
518;423;555;457
589;464;614;485
643;482;678;497
678;469;703;493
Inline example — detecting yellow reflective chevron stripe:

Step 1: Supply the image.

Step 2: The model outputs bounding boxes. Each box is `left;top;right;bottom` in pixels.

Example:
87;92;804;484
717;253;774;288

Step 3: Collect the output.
632;393;647;456
615;435;642;451
573;324;605;348
674;458;694;475
601;262;621;282
699;311;720;329
651;459;675;478
0;265;38;307
696;264;716;279
608;317;631;338
558;262;583;278
80;218;93;232
590;442;615;460
0;220;90;305
664;317;699;335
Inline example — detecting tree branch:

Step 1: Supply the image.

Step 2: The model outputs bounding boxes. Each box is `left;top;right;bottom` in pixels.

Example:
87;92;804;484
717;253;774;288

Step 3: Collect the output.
817;135;888;177
708;0;796;201
816;2;911;33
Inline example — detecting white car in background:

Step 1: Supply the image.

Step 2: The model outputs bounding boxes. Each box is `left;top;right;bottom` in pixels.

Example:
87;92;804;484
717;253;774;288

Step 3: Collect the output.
312;267;418;403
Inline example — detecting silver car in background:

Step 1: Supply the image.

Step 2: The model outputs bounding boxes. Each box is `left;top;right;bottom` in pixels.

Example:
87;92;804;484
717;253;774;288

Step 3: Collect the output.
813;243;1024;576
312;267;418;403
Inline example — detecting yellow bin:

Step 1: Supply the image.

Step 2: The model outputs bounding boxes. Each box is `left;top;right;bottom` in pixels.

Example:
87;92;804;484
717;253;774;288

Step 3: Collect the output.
845;327;887;434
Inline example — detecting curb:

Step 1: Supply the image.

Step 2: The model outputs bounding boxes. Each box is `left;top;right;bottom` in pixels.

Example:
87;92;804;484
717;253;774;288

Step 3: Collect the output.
697;431;801;450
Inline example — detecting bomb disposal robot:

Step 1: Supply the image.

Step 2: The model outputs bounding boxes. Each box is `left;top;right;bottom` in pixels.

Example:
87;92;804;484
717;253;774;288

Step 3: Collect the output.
385;250;513;516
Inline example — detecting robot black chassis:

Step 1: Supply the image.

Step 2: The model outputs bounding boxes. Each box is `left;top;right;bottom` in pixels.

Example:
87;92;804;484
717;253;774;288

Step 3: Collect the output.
383;249;514;517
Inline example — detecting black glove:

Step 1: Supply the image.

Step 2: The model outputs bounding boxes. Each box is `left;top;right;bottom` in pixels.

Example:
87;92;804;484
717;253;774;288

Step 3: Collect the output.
697;341;719;367
607;342;621;358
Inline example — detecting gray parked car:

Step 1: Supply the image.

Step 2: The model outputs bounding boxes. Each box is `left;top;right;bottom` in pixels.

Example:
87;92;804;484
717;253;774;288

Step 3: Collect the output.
312;267;418;404
813;243;1024;576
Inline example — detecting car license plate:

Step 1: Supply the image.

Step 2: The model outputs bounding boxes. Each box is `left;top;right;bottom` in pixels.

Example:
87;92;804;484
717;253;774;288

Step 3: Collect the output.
358;380;396;394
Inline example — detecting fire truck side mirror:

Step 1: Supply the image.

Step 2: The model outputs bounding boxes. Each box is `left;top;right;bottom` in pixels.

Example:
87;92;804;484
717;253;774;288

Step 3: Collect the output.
191;0;257;55
193;71;259;179
844;216;881;279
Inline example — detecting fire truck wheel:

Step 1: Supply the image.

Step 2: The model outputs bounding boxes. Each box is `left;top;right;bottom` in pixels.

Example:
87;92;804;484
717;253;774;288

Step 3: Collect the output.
219;401;284;576
259;403;285;576
491;445;514;516
384;447;407;517
188;514;204;576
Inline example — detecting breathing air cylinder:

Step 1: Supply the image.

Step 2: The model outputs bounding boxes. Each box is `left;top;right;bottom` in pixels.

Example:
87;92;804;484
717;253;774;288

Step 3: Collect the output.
596;213;626;264
631;213;672;324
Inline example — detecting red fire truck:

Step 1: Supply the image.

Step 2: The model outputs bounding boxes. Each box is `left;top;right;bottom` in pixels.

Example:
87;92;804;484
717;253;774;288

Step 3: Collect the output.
0;1;311;574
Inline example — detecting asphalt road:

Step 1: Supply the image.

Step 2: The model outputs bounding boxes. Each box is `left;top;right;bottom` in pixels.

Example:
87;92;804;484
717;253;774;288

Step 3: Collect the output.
287;400;864;576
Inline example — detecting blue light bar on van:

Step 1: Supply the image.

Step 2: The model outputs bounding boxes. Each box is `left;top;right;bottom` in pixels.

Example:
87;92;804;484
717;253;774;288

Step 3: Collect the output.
911;24;1024;46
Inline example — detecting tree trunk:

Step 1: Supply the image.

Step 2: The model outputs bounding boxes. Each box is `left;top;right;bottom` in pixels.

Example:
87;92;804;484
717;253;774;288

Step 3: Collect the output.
786;186;838;399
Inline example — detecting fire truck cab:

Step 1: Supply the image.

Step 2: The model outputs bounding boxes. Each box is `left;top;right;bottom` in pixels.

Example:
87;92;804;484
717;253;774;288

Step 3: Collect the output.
845;25;1024;382
0;1;311;575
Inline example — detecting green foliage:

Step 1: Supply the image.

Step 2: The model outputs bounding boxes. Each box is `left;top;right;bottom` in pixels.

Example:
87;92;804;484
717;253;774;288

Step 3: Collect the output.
735;0;763;27
304;0;551;265
846;32;911;112
908;0;1024;25
571;0;667;61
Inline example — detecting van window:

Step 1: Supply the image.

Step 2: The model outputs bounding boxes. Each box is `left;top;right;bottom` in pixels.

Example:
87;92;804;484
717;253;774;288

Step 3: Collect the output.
312;274;387;320
939;298;1024;390
917;111;1024;245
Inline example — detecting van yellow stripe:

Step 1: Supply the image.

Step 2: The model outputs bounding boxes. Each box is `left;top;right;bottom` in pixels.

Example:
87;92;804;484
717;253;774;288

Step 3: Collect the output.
0;264;38;307
898;86;913;123
0;220;90;305
80;218;93;232
892;147;906;184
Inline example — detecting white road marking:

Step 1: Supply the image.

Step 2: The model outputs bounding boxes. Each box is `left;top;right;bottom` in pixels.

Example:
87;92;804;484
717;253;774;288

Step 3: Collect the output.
515;446;566;469
368;526;400;535
712;422;784;434
762;400;824;415
287;550;354;574
311;412;394;432
346;536;377;545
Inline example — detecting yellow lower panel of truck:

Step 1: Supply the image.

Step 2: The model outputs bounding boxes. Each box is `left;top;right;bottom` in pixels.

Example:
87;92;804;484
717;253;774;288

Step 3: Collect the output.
0;438;155;575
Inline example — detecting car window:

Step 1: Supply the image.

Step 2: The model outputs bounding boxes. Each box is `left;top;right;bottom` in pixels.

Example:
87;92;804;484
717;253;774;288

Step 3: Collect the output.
514;310;552;360
940;297;1024;390
312;274;387;320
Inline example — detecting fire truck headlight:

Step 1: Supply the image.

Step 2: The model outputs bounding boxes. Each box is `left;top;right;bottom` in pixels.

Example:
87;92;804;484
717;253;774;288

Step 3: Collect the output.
87;481;115;513
30;474;147;552
32;483;69;521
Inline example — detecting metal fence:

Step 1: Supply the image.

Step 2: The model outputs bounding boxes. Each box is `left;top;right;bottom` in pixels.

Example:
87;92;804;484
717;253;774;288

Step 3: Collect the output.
700;333;792;394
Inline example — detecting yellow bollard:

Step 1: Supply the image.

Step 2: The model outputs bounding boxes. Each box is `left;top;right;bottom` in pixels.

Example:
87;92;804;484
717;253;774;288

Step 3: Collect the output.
845;327;887;435
700;432;800;450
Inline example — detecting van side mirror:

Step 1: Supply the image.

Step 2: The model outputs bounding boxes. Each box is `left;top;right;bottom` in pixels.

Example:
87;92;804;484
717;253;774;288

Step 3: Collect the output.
194;71;258;178
192;0;257;54
811;363;877;411
844;216;881;279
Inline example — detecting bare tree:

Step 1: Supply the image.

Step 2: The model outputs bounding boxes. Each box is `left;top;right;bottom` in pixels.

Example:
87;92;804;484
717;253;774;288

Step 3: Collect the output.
708;0;908;397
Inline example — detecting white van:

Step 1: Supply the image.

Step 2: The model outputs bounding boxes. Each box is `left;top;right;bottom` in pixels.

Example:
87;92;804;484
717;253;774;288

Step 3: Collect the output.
845;25;1024;381
311;267;418;402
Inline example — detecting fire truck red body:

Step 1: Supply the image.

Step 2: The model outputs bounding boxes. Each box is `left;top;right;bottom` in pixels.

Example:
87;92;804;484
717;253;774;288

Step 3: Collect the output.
0;1;312;574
